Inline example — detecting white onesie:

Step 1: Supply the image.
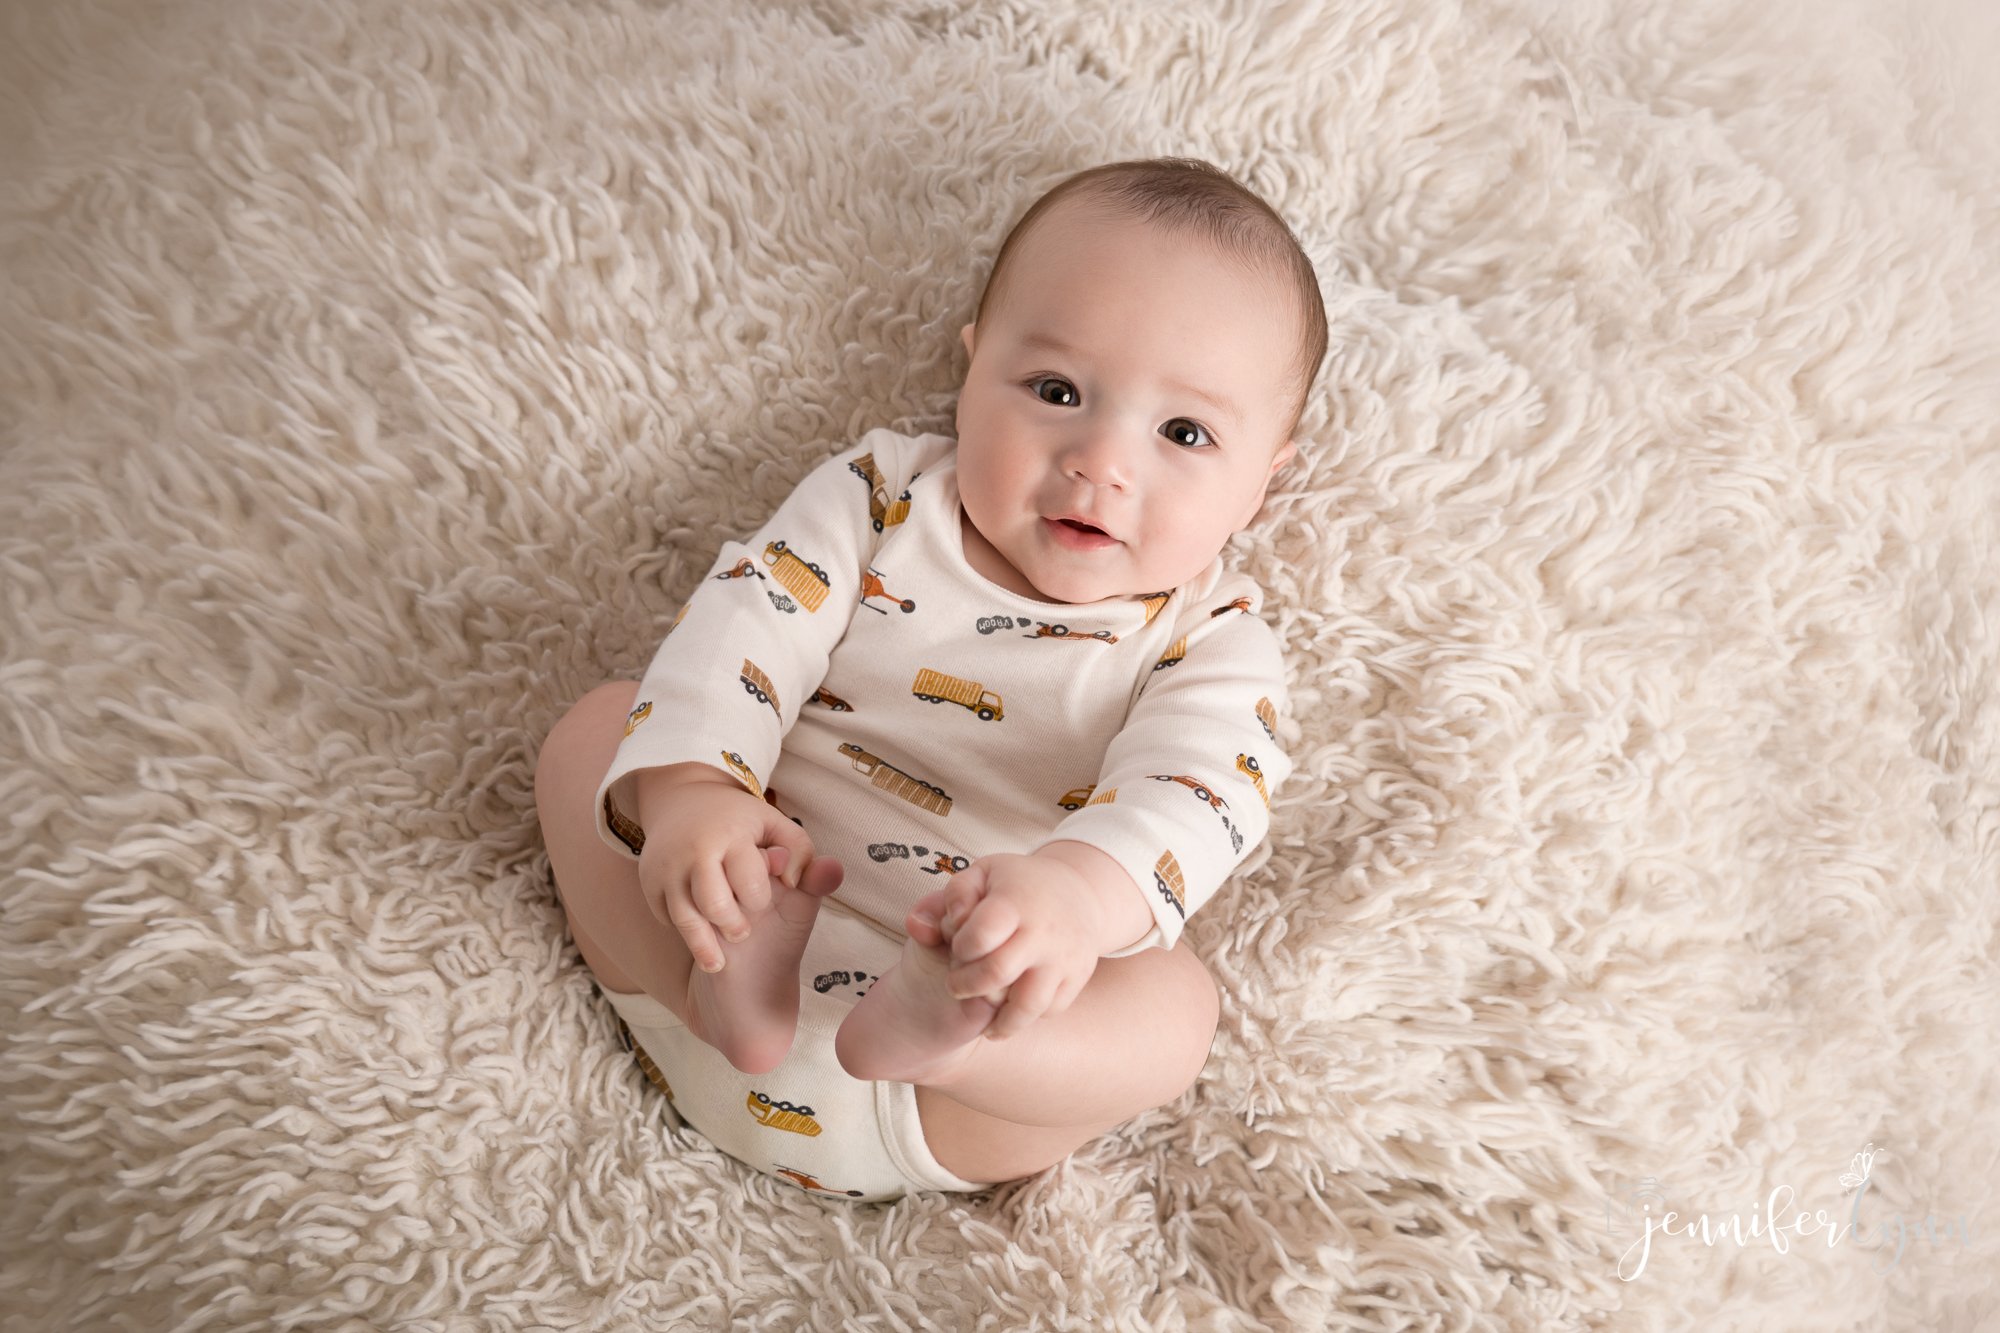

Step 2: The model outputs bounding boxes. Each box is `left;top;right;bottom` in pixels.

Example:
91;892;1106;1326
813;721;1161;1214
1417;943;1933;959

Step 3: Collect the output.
580;426;1296;1192
588;430;1296;960
592;427;1293;960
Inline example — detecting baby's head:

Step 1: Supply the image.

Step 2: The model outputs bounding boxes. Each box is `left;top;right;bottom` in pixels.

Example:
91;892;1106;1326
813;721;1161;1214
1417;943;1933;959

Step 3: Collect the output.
953;156;1328;605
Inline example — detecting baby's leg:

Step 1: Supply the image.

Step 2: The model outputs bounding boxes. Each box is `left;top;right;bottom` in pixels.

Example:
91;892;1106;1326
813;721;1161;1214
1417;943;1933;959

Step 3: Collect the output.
533;680;840;1075
845;912;1221;1130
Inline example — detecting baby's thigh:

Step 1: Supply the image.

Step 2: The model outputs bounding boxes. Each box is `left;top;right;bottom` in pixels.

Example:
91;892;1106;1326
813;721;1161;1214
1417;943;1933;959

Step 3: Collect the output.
534;680;678;998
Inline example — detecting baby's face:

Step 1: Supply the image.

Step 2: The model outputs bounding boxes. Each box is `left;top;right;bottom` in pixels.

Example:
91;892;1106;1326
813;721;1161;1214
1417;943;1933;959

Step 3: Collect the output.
953;206;1299;605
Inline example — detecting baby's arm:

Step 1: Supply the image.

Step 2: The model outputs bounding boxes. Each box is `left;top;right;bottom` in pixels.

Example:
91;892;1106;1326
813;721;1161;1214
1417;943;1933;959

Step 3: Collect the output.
909;588;1291;1035
1026;586;1296;956
590;430;908;862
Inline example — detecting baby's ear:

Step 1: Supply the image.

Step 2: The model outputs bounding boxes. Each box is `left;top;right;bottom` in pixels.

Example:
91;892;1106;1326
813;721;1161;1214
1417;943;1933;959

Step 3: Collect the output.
960;322;977;361
1272;437;1299;473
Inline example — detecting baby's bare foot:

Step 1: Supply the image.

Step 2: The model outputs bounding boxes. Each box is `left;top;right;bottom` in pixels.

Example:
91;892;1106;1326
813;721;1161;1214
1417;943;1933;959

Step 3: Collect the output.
833;922;999;1085
683;847;843;1075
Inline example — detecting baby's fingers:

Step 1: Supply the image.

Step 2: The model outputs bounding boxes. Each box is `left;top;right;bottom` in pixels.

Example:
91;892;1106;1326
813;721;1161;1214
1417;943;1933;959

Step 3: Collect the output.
723;843;771;923
979;961;1066;1041
947;923;1021;995
674;863;733;974
940;866;985;937
947;894;1016;964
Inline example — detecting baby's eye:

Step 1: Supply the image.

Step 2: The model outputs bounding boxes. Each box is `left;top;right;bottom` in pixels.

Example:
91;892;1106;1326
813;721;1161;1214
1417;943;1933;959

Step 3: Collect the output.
1022;376;1218;450
1026;375;1078;407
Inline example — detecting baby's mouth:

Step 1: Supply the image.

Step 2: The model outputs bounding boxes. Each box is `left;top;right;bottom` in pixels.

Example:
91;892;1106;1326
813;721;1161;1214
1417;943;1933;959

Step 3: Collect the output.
1045;516;1119;548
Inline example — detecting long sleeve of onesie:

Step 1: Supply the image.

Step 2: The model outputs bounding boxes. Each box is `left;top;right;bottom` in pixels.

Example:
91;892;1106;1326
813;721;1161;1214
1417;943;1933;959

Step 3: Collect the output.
591;430;906;857
1030;586;1295;957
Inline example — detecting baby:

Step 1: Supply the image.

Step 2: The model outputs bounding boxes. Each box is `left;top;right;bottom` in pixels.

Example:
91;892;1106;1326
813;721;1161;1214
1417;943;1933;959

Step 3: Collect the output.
535;155;1327;1201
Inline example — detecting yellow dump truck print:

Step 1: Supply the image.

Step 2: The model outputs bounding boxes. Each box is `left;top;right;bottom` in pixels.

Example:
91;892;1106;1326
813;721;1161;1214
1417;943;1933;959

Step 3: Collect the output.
746;1090;821;1136
847;453;912;532
883;486;912;529
721;750;765;801
604;788;647;856
1152;636;1188;672
740;658;781;719
761;539;830;612
1237;753;1269;806
623;700;652;738
1152;850;1186;920
1142;590;1171;625
836;742;952;816
1058;785;1096;811
1255;696;1277;743
618;1016;675;1102
1086;787;1117;806
911;667;1003;721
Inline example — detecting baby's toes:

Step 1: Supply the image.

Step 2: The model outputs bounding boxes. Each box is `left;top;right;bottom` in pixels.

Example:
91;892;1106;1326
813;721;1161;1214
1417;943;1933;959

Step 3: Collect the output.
800;854;845;896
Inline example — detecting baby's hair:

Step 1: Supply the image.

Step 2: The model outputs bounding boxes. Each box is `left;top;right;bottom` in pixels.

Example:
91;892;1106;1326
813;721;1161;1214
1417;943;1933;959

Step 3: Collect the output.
970;156;1328;451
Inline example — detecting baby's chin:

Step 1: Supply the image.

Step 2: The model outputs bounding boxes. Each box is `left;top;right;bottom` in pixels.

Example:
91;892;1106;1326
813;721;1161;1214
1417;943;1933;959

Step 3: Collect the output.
1030;567;1151;605
1030;539;1223;603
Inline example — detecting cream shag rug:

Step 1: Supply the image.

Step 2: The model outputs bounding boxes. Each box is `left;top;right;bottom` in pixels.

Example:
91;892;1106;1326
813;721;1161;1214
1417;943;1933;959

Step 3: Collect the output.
4;0;1998;1327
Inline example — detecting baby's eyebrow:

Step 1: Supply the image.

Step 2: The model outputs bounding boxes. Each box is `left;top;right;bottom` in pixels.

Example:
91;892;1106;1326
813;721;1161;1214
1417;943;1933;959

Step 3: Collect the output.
1018;330;1243;426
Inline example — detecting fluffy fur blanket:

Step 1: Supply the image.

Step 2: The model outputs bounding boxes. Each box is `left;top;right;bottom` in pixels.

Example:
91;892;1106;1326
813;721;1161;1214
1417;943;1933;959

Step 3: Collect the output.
4;0;1997;1327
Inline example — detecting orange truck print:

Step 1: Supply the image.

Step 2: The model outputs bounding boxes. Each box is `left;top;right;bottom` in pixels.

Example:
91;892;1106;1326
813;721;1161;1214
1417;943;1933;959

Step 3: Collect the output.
911;667;1003;721
774;1166;864;1199
761;539;830;612
1255;696;1277;742
1028;623;1117;644
1152;772;1228;811
860;565;916;614
740;658;781;719
836;742;952;815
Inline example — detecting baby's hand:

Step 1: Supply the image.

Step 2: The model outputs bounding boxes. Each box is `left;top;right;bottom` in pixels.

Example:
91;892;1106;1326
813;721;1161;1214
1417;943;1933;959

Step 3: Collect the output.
905;853;1100;1041
632;767;835;975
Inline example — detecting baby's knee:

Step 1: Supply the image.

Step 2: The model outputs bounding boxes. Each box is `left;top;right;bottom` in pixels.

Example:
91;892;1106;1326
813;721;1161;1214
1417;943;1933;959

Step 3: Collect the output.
1167;941;1222;1073
535;679;641;795
1103;939;1222;1092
